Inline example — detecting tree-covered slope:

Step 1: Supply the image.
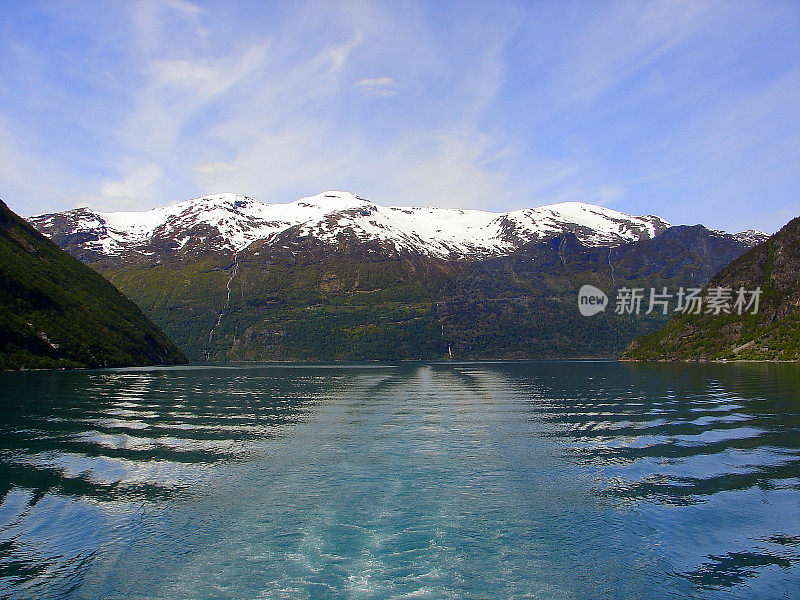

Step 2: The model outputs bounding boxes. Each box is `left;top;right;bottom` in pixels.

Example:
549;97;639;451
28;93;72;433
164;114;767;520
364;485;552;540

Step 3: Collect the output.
622;215;800;361
95;225;752;361
0;200;186;369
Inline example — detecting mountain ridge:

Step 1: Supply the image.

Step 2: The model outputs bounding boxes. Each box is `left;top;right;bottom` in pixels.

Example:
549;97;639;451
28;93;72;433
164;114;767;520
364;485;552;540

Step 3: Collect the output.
622;215;800;362
25;191;767;362
89;224;754;361
29;191;688;261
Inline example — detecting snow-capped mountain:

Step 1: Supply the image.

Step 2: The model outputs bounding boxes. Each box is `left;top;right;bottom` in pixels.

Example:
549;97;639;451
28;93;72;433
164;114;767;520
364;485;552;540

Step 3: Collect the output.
29;191;675;260
23;190;772;362
728;229;770;246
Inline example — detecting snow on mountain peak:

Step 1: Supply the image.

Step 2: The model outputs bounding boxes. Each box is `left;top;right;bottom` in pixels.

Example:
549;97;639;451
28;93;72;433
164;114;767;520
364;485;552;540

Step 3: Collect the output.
29;191;674;259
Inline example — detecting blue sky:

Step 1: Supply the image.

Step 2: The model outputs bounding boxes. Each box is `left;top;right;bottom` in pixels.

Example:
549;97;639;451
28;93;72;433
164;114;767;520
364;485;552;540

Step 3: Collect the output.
0;0;798;233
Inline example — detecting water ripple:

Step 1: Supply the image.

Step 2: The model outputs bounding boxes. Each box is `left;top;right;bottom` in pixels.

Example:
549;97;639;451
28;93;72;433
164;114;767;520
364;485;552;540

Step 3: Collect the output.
0;362;797;599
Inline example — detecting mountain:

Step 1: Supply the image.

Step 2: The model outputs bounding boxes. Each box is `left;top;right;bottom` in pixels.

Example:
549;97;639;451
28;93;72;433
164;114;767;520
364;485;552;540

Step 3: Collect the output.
28;191;674;262
0;199;186;370
622;215;800;362
27;192;764;361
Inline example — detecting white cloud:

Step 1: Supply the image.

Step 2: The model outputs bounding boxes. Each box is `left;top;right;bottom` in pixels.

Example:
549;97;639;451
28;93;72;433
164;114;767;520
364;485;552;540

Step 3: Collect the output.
379;128;510;208
1;1;518;213
192;162;243;176
1;0;797;234
121;42;270;158
598;184;626;205
354;77;398;97
99;163;163;207
132;0;207;54
543;1;716;107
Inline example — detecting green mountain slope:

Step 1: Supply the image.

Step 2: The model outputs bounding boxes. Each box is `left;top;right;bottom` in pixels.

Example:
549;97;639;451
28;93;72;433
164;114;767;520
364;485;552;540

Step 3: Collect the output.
0;200;186;369
93;225;752;361
622;216;800;361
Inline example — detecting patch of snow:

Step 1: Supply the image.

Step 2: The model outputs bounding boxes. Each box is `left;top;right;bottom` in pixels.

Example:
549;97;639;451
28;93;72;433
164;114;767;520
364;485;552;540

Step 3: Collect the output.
29;190;675;258
732;229;769;246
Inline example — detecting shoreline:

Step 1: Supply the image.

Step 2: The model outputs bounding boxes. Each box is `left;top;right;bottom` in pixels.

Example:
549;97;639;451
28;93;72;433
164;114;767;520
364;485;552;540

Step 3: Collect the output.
4;356;799;373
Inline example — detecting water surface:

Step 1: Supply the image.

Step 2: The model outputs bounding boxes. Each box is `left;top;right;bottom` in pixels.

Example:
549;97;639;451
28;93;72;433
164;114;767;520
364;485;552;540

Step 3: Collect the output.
0;362;798;599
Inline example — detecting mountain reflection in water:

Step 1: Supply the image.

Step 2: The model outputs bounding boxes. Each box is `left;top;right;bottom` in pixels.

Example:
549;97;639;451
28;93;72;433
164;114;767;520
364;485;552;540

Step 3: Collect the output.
0;362;798;599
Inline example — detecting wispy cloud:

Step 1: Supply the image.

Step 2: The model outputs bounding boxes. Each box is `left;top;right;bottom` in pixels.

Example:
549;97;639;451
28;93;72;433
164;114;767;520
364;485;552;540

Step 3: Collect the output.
100;162;163;207
354;77;398;97
0;0;797;232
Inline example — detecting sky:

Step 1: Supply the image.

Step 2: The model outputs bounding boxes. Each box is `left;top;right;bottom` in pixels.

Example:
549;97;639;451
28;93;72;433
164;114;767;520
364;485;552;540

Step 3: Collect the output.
0;0;798;233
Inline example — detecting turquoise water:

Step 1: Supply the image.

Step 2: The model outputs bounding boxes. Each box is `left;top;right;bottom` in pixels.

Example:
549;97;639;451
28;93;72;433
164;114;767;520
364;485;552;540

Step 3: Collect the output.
0;362;798;599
